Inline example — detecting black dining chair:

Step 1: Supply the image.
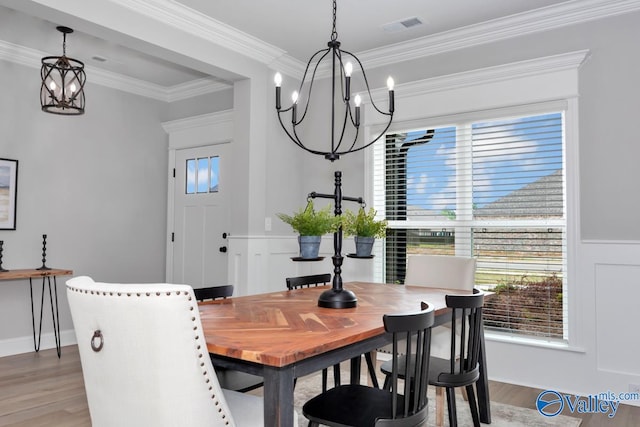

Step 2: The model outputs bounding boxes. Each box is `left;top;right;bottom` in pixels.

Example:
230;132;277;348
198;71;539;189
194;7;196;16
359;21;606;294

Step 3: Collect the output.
380;289;485;427
193;284;265;393
193;284;233;301
302;303;435;426
286;273;342;392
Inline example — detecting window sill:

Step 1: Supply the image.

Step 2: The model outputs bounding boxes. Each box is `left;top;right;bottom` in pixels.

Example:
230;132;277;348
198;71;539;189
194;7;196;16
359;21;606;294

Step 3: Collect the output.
485;331;585;353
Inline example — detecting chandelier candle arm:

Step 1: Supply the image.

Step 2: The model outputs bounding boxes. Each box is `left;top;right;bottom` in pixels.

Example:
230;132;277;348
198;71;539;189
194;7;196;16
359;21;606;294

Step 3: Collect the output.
387;77;395;113
274;72;282;110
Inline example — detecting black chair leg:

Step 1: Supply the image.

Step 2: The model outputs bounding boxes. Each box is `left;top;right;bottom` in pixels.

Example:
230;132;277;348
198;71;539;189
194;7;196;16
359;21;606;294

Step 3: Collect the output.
332;363;341;387
364;352;379;388
446;387;458;427
321;368;328;392
382;375;391;391
466;384;481;427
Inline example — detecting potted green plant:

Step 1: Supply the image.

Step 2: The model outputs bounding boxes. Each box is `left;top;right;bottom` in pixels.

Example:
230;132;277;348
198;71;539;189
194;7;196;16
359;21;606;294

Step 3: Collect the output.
342;207;388;257
277;200;341;259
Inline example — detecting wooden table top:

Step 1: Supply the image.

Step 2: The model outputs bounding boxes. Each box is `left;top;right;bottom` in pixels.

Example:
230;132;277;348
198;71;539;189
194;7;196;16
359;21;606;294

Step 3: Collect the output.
199;281;468;368
0;268;73;281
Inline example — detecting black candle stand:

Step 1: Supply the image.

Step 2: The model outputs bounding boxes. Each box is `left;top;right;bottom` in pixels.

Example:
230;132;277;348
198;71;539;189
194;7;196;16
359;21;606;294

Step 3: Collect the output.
307;170;365;309
0;241;8;272
36;234;51;271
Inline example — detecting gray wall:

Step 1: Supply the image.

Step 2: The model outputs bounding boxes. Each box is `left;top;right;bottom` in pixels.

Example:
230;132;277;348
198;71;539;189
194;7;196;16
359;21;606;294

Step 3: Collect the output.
0;60;168;345
360;11;640;241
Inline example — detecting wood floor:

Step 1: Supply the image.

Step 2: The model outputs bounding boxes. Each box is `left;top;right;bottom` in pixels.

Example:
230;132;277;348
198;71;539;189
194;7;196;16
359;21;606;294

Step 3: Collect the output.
1;345;638;426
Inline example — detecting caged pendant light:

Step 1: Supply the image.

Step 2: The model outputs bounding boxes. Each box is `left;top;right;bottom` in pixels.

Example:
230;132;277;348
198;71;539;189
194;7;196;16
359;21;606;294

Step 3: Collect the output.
274;0;394;161
40;26;86;115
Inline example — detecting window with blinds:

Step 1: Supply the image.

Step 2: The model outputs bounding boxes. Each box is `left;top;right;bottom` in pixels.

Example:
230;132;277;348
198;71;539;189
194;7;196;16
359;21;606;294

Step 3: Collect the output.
375;111;567;340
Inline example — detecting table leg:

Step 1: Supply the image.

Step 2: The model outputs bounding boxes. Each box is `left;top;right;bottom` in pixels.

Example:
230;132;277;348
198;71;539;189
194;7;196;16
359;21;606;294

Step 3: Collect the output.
48;277;62;357
350;356;362;385
476;325;491;424
263;365;296;427
28;276;62;358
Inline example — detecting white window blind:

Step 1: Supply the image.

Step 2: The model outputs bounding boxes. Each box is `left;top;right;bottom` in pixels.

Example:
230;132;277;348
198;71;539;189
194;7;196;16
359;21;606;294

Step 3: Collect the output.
375;111;567;340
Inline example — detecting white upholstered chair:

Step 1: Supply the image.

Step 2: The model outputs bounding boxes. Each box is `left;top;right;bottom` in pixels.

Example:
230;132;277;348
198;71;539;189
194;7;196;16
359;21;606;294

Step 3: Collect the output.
66;276;292;427
404;254;476;356
404;254;476;291
399;255;477;426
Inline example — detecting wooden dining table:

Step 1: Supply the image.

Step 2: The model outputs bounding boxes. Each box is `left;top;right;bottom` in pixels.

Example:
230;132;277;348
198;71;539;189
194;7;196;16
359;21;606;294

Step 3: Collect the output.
199;281;491;427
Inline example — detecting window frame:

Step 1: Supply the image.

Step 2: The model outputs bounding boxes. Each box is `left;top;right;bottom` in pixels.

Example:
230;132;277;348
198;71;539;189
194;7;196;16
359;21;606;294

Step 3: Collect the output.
362;52;585;349
379;109;567;341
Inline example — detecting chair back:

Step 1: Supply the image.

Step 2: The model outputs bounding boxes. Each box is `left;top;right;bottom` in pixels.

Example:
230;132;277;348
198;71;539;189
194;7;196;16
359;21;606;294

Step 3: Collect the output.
286;273;331;290
437;290;485;387
405;255;476;290
66;276;237;427
378;302;435;426
193;284;234;301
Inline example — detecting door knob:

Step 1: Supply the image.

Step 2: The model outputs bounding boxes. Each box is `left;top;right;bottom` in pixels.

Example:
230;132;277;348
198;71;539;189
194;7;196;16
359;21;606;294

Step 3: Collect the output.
219;246;227;253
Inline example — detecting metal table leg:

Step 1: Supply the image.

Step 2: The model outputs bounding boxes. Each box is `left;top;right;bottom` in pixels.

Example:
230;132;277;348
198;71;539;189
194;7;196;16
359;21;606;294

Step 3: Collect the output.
28;276;62;358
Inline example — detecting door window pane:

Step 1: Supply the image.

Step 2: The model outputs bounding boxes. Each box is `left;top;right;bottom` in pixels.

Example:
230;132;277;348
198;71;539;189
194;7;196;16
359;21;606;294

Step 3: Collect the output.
186;159;196;194
210;156;219;192
185;156;220;194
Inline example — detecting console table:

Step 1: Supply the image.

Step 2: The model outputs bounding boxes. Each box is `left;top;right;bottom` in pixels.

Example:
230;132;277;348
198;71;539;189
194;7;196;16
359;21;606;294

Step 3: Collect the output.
0;268;73;358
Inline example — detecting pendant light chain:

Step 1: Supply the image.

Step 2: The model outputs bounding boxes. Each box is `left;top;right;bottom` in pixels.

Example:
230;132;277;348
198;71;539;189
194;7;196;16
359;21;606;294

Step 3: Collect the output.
330;0;338;42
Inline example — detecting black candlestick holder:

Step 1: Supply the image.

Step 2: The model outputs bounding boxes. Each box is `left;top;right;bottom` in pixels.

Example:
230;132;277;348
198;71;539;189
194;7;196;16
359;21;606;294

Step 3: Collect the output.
0;240;8;272
308;171;363;309
36;234;51;271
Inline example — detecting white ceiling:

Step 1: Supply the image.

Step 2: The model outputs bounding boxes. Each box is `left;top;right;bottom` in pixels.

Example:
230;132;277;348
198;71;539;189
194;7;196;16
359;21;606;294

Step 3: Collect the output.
0;0;635;100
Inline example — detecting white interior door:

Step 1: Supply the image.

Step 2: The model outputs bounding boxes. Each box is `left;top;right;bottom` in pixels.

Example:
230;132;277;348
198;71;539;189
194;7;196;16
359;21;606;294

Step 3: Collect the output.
172;144;230;288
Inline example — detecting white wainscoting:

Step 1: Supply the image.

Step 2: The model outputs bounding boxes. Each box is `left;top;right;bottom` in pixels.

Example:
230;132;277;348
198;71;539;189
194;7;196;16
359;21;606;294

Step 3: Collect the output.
227;235;380;296
485;239;640;407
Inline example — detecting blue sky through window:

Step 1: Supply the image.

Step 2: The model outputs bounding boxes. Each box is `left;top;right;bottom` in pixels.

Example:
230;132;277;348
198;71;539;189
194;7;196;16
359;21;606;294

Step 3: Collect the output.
405;112;563;210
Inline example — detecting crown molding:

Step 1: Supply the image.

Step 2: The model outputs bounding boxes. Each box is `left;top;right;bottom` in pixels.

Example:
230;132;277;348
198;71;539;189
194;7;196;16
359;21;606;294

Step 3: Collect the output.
161;109;233;133
2;0;637;98
369;50;590;104
267;0;640;80
166;78;231;102
110;0;285;65
0;39;230;101
358;0;640;69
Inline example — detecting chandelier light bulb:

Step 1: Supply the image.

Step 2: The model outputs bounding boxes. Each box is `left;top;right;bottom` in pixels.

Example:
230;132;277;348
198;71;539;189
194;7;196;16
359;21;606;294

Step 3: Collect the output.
344;62;353;77
49;81;57;91
354;94;361;107
387;76;395;91
291;91;299;103
274;72;282;87
69;83;77;93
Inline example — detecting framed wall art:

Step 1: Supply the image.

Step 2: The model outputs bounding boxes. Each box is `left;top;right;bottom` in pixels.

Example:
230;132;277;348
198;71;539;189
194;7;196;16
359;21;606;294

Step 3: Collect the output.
0;158;18;230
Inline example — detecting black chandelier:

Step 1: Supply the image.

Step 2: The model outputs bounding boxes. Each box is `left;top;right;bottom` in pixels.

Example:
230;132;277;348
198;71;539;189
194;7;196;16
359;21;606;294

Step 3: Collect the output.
274;0;394;161
275;0;396;309
40;26;86;115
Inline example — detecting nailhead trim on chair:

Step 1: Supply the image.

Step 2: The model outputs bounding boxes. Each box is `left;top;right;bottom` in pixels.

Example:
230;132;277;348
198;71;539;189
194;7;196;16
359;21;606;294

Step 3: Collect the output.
67;286;232;425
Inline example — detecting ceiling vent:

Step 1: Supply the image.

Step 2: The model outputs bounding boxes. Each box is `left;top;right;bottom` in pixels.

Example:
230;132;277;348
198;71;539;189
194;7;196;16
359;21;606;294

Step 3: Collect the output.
382;17;424;33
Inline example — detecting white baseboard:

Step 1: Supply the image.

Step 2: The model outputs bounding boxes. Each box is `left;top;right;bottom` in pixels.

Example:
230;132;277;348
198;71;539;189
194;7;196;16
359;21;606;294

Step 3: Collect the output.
0;329;77;357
